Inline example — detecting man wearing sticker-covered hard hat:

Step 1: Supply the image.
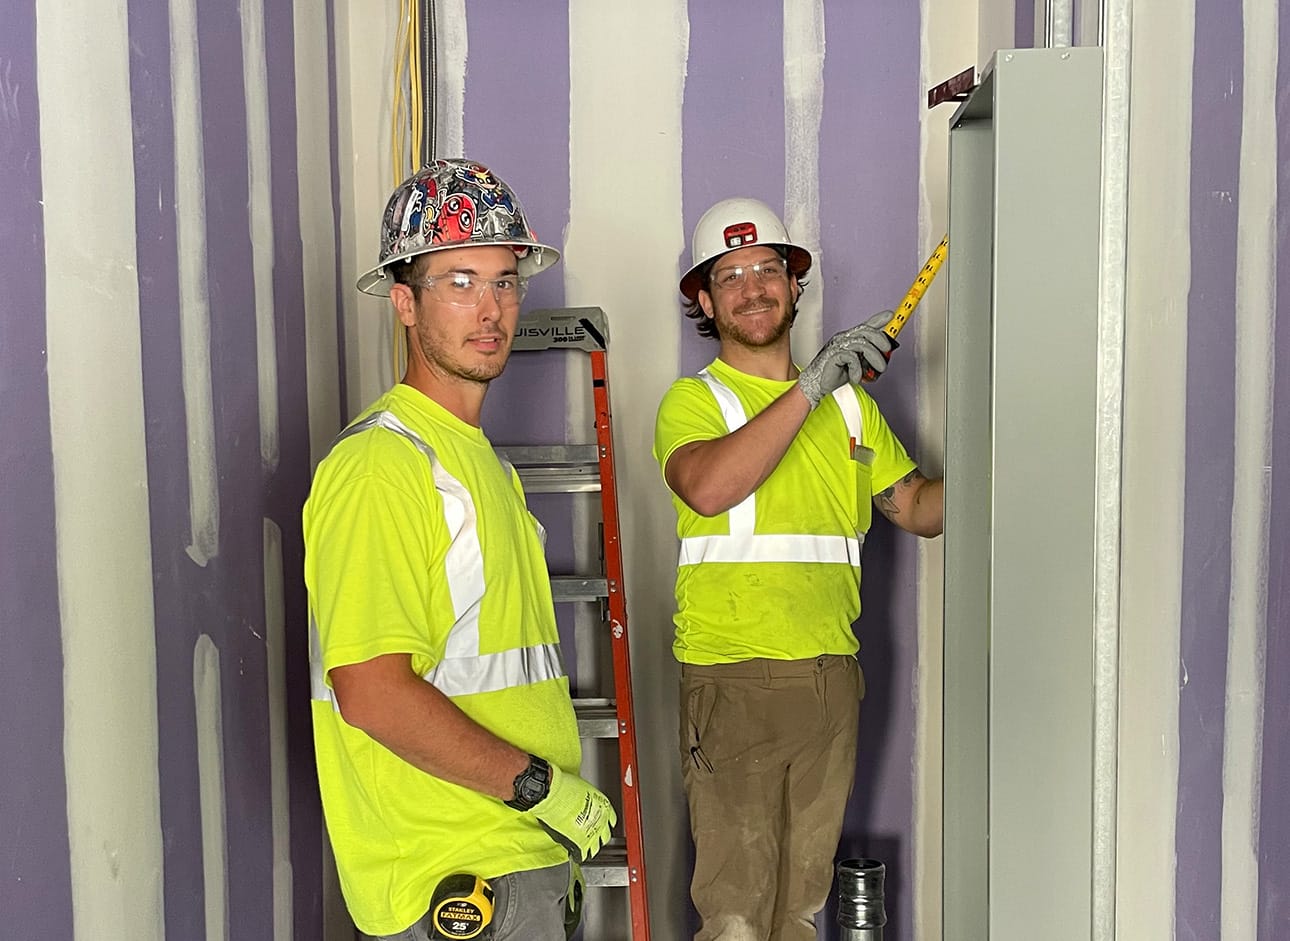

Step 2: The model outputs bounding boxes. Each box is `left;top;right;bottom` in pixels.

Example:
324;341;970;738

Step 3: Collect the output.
653;197;944;940
304;158;610;940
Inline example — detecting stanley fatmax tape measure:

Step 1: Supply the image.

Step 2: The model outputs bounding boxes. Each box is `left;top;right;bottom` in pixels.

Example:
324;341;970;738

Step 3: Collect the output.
430;873;495;941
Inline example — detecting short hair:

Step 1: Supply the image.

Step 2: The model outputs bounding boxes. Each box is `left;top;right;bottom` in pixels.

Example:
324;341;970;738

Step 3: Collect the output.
389;254;430;299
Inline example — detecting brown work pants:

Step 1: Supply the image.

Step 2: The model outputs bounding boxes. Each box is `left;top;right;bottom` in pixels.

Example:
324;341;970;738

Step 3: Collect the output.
679;655;863;941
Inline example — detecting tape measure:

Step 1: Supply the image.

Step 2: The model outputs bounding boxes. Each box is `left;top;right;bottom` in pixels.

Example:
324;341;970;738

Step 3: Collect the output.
860;234;949;382
884;234;948;341
430;873;495;941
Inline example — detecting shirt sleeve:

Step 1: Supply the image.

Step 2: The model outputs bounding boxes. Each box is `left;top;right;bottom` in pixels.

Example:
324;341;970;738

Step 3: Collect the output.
857;388;918;495
652;378;729;483
305;438;451;680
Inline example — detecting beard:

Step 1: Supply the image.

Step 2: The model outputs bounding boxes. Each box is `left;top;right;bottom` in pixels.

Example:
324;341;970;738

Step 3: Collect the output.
415;326;512;384
715;298;793;348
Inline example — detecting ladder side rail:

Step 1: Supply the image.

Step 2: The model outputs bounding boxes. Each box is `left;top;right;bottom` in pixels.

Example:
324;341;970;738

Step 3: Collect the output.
590;349;652;940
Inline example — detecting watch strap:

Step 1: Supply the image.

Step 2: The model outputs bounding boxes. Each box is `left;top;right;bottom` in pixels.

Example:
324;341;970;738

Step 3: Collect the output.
504;754;552;811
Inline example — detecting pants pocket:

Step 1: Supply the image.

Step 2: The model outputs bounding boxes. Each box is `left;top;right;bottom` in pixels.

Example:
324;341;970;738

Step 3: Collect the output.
679;677;716;773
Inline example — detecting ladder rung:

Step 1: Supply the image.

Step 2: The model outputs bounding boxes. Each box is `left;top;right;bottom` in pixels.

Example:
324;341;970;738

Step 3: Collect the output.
583;838;632;887
573;698;620;738
513;466;601;493
496;446;602;493
550;576;609;603
496;444;600;466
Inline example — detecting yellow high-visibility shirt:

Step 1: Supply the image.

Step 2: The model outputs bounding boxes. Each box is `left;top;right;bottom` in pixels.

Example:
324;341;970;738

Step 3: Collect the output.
305;383;579;936
653;357;916;665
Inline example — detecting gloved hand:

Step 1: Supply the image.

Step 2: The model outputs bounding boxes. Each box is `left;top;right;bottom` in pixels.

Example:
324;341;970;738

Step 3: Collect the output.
526;762;617;861
797;310;895;408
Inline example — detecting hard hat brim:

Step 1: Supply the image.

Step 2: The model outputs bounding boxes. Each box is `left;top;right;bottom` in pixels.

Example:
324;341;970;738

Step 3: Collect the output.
678;244;811;301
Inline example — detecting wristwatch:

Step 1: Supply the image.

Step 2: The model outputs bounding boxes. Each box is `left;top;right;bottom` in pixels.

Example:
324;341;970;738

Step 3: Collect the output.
504;754;552;811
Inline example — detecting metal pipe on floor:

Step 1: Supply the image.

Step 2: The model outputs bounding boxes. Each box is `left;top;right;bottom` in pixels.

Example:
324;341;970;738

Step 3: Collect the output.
836;858;886;941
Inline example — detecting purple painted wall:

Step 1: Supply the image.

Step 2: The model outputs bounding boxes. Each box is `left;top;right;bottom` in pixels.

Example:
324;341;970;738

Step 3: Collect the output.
0;2;75;935
1178;0;1242;937
1015;0;1035;49
819;5;922;941
0;0;331;934
7;0;1289;937
675;4;924;937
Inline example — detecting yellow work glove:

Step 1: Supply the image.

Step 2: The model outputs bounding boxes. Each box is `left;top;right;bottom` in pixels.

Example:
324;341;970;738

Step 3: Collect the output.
563;860;584;939
528;763;616;861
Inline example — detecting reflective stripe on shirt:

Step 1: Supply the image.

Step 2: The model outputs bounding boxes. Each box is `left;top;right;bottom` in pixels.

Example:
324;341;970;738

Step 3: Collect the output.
310;410;564;708
679;371;865;567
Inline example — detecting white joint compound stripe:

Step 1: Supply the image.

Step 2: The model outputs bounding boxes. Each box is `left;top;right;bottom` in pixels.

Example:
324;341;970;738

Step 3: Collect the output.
914;0;966;932
263;520;293;940
193;635;228;940
1116;0;1192;934
241;0;280;471
1047;0;1075;47
37;1;166;936
1094;2;1133;937
171;0;220;566
566;6;689;924
783;0;825;362
435;0;467;160
294;0;342;468
1222;2;1277;937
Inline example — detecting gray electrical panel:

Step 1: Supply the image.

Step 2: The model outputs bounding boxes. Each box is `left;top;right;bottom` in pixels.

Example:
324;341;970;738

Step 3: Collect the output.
943;48;1105;939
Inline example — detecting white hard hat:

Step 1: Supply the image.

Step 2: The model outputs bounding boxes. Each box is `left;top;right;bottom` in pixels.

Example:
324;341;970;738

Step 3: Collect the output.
679;197;812;301
357;158;560;297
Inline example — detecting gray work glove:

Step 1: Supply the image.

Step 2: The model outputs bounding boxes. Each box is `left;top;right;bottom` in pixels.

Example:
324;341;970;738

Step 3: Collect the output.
797;310;895;409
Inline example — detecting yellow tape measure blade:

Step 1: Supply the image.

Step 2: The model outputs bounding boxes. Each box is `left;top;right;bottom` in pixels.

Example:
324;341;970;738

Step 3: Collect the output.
883;235;948;340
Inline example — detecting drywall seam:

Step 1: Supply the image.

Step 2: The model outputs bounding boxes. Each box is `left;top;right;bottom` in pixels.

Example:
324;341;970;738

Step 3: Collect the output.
194;635;228;940
1048;0;1074;47
37;0;166;935
1221;1;1277;936
1094;3;1133;938
172;0;221;565
241;0;280;471
335;1;399;415
567;1;689;931
783;0;825;362
295;0;342;467
264;520;293;940
434;0;466;160
914;0;972;935
1115;0;1192;934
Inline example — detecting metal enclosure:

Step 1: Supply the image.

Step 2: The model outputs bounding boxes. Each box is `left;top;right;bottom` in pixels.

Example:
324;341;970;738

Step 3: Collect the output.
942;48;1105;939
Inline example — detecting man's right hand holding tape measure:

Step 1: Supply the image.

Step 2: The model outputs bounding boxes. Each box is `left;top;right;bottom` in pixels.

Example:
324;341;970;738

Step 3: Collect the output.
801;233;950;399
798;309;897;407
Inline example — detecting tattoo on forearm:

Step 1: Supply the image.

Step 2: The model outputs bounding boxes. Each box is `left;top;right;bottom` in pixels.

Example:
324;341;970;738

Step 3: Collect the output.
876;469;925;519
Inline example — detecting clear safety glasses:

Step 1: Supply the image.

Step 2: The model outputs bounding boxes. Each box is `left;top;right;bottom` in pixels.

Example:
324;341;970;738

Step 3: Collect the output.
415;271;529;308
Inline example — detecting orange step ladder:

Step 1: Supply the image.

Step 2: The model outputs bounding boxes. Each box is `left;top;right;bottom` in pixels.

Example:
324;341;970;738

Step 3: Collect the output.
498;306;651;940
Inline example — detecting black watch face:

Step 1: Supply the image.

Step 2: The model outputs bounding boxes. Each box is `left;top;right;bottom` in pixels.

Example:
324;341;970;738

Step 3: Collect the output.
518;775;546;804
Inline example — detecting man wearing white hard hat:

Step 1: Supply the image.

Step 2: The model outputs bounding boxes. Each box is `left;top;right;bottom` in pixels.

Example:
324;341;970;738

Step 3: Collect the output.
304;158;611;940
654;197;943;940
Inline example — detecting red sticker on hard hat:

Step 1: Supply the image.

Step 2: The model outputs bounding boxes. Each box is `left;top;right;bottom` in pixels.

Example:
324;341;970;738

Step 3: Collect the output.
723;222;758;249
437;194;477;244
